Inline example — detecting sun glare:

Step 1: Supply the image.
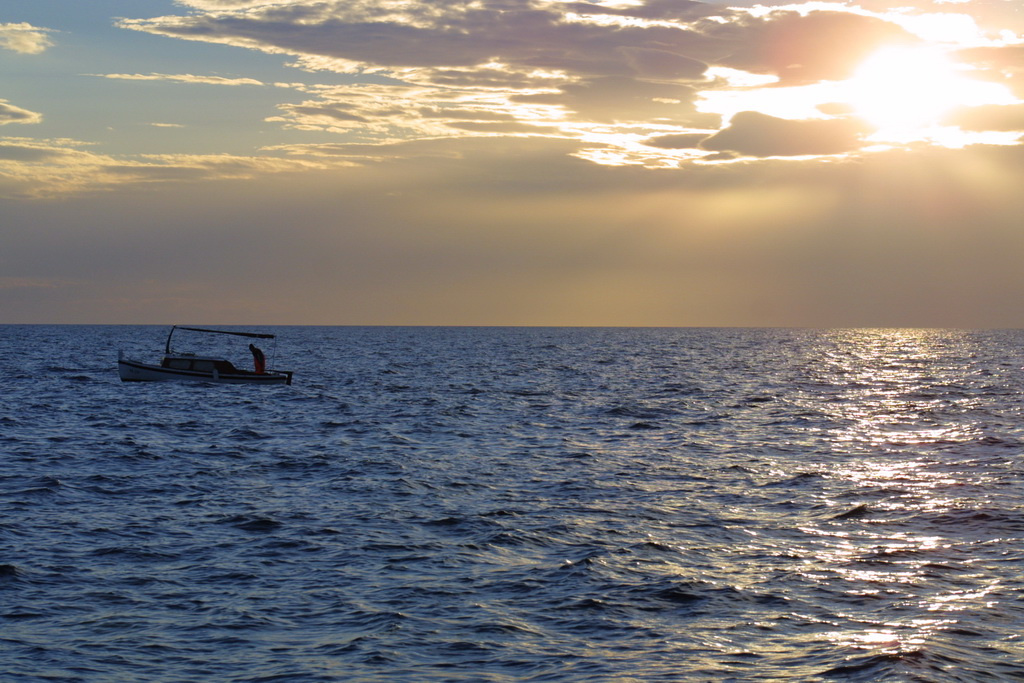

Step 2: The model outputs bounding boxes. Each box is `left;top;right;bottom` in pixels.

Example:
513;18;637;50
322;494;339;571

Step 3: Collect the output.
847;47;958;130
696;41;1018;152
842;46;1015;141
846;48;958;130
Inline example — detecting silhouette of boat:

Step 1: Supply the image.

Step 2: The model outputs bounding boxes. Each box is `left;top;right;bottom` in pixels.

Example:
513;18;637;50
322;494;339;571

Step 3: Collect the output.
118;326;293;385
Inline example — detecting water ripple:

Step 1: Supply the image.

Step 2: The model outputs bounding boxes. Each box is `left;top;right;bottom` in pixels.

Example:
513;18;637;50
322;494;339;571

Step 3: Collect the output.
2;326;1024;680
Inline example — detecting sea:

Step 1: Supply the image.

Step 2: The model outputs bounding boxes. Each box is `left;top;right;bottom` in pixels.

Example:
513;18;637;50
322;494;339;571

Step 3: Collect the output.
3;326;1024;682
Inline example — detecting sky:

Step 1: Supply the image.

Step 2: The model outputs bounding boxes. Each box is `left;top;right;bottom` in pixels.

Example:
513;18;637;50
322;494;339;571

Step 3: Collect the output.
2;0;1024;326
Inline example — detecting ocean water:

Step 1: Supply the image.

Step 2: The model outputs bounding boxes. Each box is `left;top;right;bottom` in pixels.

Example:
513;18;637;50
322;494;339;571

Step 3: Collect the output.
3;326;1024;682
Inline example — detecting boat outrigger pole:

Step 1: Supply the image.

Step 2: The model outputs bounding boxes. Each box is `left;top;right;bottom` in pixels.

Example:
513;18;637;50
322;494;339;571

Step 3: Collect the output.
165;325;277;354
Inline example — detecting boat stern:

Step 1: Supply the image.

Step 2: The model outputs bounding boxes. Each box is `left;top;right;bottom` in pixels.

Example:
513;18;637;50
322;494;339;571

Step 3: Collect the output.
117;351;145;381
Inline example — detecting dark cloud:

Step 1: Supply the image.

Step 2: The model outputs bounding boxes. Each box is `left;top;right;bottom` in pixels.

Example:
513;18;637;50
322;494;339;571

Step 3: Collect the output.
445;120;551;133
102;165;213;181
708;9;916;83
179;0;271;7
120;3;719;80
287;104;369;123
643;133;709;149
564;1;713;21
418;108;517;122
0;143;64;161
515;76;707;125
620;47;707;80
700;111;871;157
420;66;555;89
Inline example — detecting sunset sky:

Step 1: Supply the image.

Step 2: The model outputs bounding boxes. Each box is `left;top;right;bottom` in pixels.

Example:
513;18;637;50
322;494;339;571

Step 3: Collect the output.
3;0;1023;326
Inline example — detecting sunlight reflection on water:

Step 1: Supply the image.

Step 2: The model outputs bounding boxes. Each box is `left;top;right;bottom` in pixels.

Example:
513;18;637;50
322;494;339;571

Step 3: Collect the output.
796;329;1013;664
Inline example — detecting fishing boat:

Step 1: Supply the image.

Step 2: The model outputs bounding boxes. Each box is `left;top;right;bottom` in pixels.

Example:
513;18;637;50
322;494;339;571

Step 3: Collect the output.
118;326;294;385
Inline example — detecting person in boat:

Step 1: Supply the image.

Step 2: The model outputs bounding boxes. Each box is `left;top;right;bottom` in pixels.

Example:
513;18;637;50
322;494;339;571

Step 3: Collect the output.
249;344;266;374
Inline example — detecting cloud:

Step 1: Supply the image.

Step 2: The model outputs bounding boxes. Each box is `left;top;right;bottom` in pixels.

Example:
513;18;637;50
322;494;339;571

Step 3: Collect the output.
116;1;725;78
700;111;872;157
956;45;1024;72
278;103;369;124
0;140;68;161
0;22;53;54
515;76;709;125
0;137;328;198
176;0;298;7
267;82;568;142
0;276;70;290
93;73;265;86
643;132;710;149
115;1;735;148
955;45;1024;99
946;104;1024;132
708;9;916;84
0;0;1009;206
0;100;42;126
112;0;1014;166
619;47;708;80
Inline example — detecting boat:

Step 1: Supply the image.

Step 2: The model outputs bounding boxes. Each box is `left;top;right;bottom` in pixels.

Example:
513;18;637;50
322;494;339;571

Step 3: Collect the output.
118;326;294;385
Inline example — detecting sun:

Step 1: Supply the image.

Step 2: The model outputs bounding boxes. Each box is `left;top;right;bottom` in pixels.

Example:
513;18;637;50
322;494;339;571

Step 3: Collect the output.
841;45;1014;141
845;47;960;130
694;39;1019;152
